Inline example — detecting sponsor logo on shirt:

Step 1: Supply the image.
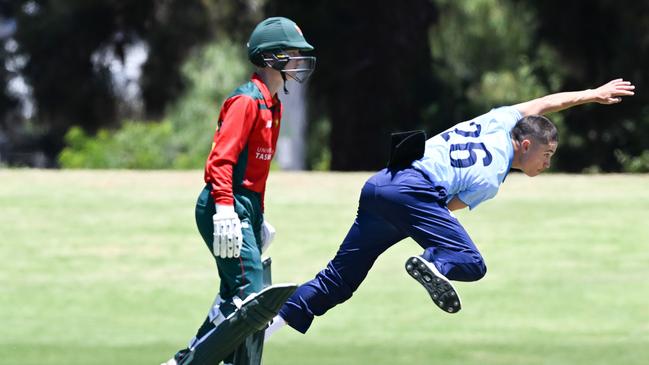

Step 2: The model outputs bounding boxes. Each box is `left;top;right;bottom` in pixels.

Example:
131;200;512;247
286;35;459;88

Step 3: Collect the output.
256;147;274;161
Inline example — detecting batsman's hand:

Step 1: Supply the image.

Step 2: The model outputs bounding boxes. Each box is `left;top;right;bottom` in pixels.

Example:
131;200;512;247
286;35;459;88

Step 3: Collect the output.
260;220;276;254
213;204;243;258
592;78;635;104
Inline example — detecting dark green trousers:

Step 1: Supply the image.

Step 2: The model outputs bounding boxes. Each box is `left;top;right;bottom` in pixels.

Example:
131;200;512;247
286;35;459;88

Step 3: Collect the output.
188;185;267;365
195;185;265;302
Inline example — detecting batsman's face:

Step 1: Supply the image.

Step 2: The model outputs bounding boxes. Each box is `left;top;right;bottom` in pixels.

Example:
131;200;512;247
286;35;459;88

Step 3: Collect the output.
284;50;302;68
520;139;557;177
282;49;316;83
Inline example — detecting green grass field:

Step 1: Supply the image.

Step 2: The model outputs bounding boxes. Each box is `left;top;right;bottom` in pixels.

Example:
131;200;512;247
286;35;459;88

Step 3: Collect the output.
1;170;648;365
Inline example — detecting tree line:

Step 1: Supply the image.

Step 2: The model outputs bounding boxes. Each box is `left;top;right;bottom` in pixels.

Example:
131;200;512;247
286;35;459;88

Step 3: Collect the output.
1;0;647;171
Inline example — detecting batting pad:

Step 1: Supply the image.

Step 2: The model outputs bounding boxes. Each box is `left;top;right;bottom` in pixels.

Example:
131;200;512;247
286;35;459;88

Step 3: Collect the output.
179;283;297;365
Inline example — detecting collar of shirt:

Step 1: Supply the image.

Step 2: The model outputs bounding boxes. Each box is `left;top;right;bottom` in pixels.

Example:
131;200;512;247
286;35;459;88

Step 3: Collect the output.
251;73;280;110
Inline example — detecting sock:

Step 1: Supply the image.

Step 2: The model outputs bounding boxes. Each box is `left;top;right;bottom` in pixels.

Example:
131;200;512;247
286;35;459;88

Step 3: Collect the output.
264;315;286;341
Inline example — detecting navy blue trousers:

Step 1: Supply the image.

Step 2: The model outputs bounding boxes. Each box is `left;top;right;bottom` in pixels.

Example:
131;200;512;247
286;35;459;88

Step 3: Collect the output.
279;167;487;333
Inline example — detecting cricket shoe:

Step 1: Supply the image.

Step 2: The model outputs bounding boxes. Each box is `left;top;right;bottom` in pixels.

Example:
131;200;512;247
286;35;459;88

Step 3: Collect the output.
405;256;461;313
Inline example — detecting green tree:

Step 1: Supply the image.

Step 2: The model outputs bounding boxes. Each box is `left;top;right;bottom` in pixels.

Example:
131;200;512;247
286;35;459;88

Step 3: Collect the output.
12;0;212;163
525;0;649;172
164;40;251;168
58;41;250;169
9;0;264;166
427;0;567;128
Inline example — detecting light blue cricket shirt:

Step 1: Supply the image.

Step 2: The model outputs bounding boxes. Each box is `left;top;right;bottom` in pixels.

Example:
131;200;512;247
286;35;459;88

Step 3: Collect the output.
412;106;522;209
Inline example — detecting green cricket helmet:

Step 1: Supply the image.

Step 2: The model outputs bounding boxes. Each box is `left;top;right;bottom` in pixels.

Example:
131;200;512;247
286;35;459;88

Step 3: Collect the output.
247;17;316;84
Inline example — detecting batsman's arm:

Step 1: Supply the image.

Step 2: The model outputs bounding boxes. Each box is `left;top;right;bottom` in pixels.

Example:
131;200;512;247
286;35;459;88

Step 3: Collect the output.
206;95;257;206
514;78;635;117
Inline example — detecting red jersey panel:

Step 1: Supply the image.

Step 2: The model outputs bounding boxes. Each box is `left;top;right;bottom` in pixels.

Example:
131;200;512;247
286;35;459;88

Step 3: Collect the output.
204;73;282;210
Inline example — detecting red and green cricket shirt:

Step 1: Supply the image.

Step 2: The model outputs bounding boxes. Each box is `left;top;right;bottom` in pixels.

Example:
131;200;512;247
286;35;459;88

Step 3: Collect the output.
204;73;282;211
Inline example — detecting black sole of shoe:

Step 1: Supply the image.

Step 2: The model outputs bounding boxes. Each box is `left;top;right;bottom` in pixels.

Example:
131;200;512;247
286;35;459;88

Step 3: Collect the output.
405;256;461;313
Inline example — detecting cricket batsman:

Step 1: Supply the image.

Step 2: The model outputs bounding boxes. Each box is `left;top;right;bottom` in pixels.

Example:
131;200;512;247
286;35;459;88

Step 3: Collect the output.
161;17;316;365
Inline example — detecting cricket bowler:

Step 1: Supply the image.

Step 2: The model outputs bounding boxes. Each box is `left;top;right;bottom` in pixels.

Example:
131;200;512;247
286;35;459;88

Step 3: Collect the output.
264;78;635;338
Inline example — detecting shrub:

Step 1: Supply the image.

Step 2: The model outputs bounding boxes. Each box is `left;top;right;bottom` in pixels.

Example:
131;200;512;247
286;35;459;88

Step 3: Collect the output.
59;40;249;169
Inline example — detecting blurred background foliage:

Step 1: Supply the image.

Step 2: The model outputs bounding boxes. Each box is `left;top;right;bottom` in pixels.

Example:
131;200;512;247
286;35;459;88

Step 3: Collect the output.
0;0;647;172
59;41;249;169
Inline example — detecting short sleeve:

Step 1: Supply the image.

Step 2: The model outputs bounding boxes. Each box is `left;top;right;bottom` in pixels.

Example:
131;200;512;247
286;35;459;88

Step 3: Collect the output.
489;106;523;132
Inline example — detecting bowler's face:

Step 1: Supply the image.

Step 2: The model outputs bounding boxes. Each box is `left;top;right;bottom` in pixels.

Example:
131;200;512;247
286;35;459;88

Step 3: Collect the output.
521;140;557;177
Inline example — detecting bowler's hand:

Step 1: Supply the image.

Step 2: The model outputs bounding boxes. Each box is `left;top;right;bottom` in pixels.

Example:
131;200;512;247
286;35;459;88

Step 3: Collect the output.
592;79;635;104
260;220;276;254
212;204;243;258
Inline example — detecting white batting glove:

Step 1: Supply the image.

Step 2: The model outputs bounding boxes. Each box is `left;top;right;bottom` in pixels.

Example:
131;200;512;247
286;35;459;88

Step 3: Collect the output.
260;220;276;254
212;204;243;258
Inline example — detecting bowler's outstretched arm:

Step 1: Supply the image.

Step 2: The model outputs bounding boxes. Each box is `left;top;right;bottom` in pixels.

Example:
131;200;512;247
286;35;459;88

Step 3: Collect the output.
514;78;635;117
